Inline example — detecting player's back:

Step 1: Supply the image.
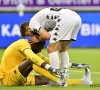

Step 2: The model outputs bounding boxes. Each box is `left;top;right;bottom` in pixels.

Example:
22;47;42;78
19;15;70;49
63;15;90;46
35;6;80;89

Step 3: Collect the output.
29;8;59;32
0;39;31;77
29;7;78;32
33;7;77;19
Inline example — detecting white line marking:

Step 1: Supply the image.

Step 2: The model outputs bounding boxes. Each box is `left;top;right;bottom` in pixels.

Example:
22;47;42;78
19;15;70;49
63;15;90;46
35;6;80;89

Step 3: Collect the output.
70;70;100;74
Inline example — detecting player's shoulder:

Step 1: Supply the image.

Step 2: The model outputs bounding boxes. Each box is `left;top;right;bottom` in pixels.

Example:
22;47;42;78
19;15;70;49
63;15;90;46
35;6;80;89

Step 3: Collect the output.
15;39;30;46
17;39;28;43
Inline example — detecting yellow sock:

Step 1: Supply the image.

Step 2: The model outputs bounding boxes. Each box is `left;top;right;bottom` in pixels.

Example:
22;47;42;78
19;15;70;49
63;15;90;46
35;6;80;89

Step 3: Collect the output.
32;64;59;83
68;79;82;85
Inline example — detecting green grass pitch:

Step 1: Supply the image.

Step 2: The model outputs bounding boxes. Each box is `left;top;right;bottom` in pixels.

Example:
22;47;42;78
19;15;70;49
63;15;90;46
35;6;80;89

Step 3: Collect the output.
0;48;100;90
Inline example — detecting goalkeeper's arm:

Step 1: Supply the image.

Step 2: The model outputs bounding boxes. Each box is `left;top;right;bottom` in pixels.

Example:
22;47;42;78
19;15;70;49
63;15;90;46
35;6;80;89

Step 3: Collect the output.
37;52;50;64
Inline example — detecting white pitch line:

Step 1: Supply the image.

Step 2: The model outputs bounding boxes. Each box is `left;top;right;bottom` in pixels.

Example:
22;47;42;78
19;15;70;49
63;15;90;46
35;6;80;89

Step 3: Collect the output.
70;70;100;74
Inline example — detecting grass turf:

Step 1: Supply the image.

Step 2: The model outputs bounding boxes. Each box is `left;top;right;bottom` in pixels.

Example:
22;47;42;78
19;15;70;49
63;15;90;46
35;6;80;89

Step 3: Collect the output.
0;48;100;90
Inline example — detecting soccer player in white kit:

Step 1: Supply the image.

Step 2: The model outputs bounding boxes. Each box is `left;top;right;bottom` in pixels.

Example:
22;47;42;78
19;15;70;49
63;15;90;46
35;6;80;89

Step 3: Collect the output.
28;7;82;86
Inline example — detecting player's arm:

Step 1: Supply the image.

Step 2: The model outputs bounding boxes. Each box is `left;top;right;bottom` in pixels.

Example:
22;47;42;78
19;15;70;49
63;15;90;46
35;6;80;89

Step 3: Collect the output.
18;40;53;71
29;18;50;41
23;48;46;66
22;48;57;73
37;52;50;64
38;28;51;41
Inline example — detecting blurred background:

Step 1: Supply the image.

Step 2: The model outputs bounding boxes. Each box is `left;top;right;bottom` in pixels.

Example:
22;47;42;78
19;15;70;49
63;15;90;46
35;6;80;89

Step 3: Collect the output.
0;0;100;48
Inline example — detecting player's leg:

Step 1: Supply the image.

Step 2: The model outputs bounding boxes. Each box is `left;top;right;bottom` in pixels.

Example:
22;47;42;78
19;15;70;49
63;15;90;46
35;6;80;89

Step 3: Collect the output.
24;73;49;86
43;67;92;86
35;75;49;85
18;59;59;85
47;42;70;87
13;59;57;86
47;42;61;69
68;67;92;85
0;60;33;86
18;59;33;77
82;67;93;85
1;59;49;86
59;40;72;69
1;65;28;86
2;59;56;86
0;59;66;86
32;64;68;86
25;67;92;86
59;11;81;69
42;67;92;86
19;59;68;86
69;63;91;69
47;12;77;69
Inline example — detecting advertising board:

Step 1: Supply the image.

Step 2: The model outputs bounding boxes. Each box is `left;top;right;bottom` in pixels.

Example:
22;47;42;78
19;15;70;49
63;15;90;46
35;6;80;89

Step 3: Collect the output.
0;12;100;48
0;0;100;11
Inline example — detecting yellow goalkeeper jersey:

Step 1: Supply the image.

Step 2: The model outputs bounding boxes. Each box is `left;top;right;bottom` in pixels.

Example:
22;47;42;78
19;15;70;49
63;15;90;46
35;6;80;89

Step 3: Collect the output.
0;39;44;79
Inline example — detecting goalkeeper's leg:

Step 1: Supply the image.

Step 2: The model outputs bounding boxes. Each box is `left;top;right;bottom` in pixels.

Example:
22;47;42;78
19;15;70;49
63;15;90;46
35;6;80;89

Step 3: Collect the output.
18;59;67;86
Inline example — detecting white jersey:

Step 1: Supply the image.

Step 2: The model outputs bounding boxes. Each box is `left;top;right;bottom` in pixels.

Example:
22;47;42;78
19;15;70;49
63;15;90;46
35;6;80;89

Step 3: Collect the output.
29;7;82;43
29;7;77;32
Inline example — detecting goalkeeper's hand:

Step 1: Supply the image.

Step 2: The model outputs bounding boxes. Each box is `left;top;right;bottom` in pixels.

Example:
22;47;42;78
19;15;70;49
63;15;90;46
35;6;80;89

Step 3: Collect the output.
51;69;62;78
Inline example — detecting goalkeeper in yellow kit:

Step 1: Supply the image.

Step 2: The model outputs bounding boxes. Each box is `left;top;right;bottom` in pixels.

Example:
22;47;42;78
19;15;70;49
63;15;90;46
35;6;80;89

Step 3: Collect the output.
0;38;92;87
0;38;70;86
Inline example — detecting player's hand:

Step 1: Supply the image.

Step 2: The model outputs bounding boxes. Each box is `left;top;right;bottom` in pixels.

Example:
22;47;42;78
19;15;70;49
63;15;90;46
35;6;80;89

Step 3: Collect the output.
30;35;40;44
51;69;61;78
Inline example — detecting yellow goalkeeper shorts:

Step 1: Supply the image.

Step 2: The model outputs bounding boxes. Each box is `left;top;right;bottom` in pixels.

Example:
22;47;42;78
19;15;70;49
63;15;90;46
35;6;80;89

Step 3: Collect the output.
0;66;35;86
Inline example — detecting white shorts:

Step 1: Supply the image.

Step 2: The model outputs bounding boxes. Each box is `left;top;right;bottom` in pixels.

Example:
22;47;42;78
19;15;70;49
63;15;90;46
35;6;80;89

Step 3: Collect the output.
50;12;82;43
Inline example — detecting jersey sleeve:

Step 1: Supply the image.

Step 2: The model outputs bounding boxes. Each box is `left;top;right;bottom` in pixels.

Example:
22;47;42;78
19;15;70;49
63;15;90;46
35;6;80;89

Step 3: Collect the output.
29;18;41;32
23;49;45;66
18;39;31;52
18;39;45;66
37;52;50;64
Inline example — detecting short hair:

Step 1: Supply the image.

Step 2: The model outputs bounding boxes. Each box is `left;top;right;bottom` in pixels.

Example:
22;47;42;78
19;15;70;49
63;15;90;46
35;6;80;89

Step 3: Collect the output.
20;22;29;37
31;41;45;54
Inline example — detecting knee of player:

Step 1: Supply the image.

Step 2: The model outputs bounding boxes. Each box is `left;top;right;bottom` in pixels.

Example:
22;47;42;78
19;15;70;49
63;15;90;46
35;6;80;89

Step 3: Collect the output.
59;48;68;52
47;46;56;53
